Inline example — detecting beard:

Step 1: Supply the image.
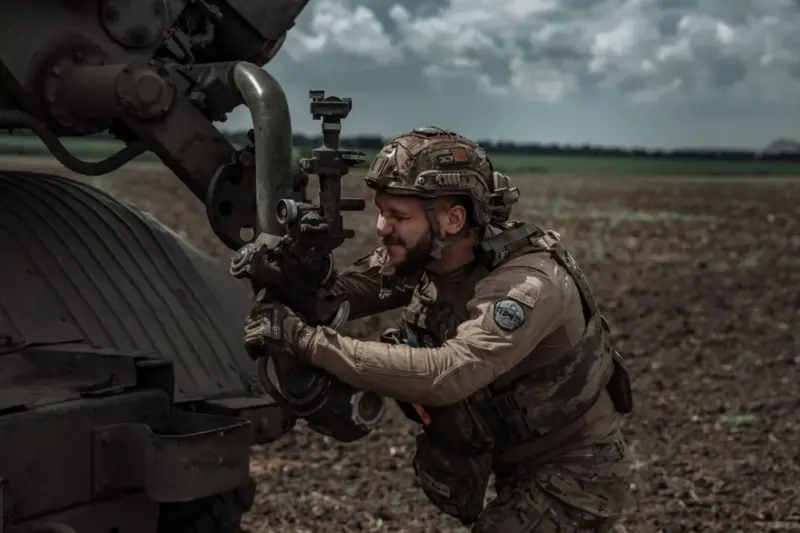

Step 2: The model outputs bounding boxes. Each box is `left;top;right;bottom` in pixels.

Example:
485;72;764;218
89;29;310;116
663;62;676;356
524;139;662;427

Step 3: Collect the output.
381;231;434;276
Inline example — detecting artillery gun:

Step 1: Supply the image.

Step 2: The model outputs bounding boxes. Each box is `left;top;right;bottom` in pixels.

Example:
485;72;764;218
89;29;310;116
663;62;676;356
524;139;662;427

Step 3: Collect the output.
0;2;383;532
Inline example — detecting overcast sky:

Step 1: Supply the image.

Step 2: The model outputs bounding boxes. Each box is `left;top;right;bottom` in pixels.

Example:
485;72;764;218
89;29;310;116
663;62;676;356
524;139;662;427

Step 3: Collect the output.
220;0;800;149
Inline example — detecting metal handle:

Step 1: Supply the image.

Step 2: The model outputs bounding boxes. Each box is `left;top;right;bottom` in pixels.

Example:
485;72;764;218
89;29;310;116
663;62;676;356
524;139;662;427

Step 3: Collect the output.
229;62;294;237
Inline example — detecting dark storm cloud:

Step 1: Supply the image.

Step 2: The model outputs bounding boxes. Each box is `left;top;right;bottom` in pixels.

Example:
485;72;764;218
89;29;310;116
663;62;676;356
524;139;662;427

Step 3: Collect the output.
226;0;800;149
657;12;683;36
279;0;800;105
361;0;450;34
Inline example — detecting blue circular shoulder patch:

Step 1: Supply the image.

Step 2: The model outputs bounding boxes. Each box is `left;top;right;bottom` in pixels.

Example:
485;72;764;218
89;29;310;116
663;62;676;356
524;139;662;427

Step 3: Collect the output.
493;299;525;331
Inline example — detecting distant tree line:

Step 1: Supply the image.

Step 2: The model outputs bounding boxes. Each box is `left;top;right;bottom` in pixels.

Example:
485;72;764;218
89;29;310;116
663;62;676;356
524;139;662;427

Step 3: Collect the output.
3;129;800;161
280;133;800;162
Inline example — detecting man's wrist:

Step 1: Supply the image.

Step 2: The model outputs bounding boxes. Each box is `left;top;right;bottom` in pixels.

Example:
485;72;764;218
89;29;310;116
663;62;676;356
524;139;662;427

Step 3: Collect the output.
287;317;315;362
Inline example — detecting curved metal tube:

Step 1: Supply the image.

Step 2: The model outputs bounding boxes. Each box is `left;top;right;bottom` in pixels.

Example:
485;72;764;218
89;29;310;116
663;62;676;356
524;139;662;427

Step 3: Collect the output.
230;62;293;236
0;110;146;175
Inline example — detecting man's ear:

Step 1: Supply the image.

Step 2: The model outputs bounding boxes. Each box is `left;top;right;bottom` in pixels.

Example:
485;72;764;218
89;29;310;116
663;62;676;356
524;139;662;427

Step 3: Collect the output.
439;201;468;236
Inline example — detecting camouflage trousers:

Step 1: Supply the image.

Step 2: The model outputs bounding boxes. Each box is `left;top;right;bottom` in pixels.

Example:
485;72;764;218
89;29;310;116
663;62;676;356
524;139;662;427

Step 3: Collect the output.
471;436;633;533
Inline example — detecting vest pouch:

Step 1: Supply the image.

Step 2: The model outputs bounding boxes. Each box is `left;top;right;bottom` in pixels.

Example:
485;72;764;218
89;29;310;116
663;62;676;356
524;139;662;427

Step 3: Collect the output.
412;432;492;525
606;350;633;414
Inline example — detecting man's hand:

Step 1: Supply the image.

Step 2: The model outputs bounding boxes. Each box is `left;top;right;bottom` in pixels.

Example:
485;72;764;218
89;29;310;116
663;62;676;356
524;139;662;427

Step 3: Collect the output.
235;252;341;327
243;300;299;360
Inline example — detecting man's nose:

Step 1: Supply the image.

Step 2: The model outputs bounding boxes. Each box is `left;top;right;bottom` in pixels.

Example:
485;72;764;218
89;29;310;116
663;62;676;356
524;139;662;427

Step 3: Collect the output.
376;214;392;237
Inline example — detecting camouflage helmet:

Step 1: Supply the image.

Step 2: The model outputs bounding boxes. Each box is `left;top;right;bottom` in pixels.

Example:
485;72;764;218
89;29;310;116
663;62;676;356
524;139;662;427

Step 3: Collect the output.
364;127;518;228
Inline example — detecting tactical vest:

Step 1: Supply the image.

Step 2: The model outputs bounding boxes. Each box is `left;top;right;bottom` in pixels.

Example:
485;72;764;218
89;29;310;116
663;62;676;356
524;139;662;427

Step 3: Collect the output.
384;221;633;453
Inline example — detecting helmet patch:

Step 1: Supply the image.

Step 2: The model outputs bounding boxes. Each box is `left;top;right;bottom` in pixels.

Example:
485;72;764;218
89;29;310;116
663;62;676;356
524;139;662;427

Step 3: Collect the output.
436;147;469;167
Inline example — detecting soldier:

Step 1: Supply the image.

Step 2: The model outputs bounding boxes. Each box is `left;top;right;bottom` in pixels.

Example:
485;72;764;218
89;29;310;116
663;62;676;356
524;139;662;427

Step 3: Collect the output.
243;127;635;532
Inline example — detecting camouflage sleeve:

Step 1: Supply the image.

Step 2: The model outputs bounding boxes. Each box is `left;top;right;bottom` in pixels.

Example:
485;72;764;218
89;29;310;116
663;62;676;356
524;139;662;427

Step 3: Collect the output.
322;247;418;320
290;258;566;406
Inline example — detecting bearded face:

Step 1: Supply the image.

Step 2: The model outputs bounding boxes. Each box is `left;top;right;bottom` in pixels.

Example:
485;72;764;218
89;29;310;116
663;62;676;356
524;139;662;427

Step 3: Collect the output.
372;190;472;275
379;228;434;275
372;191;433;270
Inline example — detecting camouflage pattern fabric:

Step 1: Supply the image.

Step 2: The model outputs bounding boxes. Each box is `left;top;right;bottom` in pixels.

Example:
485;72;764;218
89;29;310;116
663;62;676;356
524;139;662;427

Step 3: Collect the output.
472;435;632;533
364;126;501;226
